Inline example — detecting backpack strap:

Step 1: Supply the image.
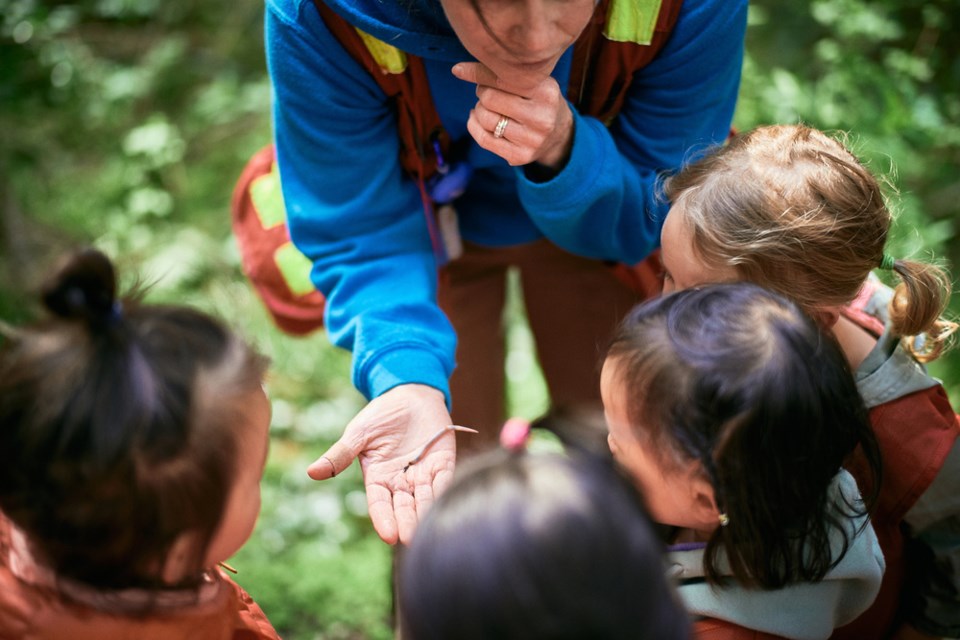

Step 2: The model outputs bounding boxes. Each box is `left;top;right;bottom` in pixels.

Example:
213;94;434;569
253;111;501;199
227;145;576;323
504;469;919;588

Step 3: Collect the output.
312;1;450;182
313;1;451;262
570;0;683;296
569;0;684;124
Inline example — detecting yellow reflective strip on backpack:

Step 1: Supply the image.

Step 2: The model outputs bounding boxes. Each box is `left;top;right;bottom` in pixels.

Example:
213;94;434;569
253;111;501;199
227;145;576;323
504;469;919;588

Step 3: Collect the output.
604;0;663;45
274;241;317;297
355;28;408;74
249;162;286;229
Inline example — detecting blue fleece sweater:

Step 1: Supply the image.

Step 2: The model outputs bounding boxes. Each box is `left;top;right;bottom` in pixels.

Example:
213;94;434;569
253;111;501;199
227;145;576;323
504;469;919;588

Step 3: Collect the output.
265;0;747;403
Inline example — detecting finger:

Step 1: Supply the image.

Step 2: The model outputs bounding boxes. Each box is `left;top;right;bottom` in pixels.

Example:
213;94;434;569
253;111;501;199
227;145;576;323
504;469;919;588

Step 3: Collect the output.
471;104;544;158
474;85;530;119
367;483;399;545
451;61;504;90
473;102;519;139
465;115;529;167
306;440;357;480
393;489;419;545
467;108;516;146
465;114;499;149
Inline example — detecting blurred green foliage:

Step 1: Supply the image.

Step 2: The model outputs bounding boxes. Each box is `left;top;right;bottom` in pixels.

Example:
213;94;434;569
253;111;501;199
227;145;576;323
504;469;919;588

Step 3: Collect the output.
1;0;958;638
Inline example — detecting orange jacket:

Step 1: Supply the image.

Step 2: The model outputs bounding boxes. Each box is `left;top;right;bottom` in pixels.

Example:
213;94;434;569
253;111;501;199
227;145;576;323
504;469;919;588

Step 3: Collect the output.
693;618;786;640
0;518;281;640
832;278;960;639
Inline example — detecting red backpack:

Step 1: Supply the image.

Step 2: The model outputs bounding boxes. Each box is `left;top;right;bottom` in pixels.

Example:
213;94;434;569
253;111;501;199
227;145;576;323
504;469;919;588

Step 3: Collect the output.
232;0;682;335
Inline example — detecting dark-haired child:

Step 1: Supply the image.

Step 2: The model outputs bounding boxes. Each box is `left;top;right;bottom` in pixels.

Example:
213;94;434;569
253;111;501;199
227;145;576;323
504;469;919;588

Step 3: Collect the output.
658;124;959;639
603;283;885;639
0;249;280;639
398;430;691;640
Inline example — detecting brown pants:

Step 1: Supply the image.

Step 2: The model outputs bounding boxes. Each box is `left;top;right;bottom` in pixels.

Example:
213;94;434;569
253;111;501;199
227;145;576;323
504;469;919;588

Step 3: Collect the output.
437;239;642;455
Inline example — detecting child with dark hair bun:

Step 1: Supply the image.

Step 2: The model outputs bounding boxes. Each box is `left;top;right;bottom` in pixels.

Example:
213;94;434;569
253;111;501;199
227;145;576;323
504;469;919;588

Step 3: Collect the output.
0;249;280;639
603;283;885;639
398;428;691;640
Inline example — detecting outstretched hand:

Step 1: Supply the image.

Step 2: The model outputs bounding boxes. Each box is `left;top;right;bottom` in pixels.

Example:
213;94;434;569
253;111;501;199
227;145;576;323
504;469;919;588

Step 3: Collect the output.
452;61;574;169
307;384;461;545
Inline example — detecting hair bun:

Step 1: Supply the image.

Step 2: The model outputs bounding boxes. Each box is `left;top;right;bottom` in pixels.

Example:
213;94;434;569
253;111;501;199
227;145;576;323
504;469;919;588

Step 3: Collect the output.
41;248;119;327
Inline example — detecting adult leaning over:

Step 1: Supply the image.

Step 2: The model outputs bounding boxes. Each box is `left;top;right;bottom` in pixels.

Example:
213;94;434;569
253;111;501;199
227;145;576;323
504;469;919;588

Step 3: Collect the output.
265;0;747;544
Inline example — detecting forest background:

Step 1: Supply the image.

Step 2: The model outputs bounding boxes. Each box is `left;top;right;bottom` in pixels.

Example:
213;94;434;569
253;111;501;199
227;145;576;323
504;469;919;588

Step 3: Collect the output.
2;1;958;638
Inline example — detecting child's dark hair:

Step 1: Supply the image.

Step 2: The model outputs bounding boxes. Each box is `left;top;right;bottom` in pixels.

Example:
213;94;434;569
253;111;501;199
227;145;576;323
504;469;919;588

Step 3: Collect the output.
0;248;268;590
665;124;955;361
398;447;690;640
605;283;882;589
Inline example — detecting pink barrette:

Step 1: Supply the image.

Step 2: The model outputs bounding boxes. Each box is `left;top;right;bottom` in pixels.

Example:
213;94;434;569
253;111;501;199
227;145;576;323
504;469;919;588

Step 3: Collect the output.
500;417;531;452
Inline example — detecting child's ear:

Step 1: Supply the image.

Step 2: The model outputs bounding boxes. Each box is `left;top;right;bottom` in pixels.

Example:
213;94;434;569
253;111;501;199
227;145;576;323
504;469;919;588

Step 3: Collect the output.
812;306;841;329
161;532;199;585
688;473;723;532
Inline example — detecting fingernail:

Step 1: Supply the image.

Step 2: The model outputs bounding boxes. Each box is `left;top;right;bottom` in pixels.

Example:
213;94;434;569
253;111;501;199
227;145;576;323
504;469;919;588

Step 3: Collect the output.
451;63;464;77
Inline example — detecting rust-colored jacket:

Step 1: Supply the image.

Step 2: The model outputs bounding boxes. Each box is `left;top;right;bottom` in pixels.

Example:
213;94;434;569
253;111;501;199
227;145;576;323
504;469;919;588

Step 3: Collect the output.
693;618;785;639
833;276;960;639
0;517;281;640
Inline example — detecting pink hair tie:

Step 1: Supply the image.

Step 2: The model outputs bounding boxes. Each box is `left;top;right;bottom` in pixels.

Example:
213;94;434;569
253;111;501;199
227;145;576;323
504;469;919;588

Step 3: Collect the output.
500;417;531;452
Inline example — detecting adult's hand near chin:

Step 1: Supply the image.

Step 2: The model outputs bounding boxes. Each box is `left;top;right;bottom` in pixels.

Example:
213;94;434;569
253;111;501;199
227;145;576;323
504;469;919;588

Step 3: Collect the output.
453;61;574;170
307;383;459;545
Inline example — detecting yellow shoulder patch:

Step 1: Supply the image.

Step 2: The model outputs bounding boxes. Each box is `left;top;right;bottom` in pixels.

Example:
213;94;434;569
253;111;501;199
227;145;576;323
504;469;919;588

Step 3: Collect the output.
604;0;663;45
355;28;408;74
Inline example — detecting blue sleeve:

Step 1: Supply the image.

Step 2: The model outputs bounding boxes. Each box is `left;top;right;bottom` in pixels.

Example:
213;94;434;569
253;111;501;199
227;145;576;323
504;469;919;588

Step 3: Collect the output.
519;0;748;264
265;0;455;404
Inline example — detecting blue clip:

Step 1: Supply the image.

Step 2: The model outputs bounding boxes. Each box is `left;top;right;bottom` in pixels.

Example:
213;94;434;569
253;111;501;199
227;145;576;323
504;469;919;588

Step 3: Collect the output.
432;138;450;176
427;161;473;204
